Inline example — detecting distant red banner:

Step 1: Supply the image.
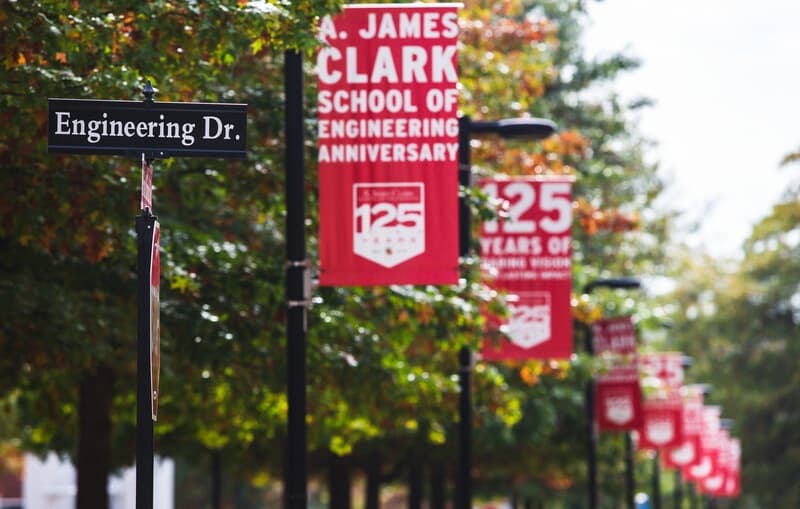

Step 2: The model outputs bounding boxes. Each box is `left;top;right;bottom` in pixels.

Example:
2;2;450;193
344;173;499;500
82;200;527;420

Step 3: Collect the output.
635;352;689;450
697;429;733;496
637;396;685;450
697;430;738;497
684;406;722;483
715;437;741;498
639;352;684;389
317;3;461;286
592;316;637;357
671;401;741;499
593;317;643;431
596;381;643;431
479;177;574;360
663;386;704;470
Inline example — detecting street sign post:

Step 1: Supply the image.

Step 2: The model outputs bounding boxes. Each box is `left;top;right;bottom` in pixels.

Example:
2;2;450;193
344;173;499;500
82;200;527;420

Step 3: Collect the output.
48;82;247;509
135;210;157;509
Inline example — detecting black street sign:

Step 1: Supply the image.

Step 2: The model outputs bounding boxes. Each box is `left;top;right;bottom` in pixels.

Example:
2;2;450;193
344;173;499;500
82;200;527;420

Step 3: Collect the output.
48;98;247;158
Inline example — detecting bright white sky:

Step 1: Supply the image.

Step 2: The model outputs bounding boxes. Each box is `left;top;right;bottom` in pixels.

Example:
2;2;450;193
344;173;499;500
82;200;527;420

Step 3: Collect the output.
582;0;800;258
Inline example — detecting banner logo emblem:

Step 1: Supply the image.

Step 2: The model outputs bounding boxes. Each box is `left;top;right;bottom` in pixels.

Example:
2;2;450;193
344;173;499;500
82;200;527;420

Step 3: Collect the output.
606;395;634;425
353;182;425;268
506;292;551;349
670;441;696;465
647;418;675;445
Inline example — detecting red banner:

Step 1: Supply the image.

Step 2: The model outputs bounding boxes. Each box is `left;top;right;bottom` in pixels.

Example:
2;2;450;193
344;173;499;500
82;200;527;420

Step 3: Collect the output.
663;386;704;470
592;316;637;356
479;177;574;360
697;429;732;496
684;406;722;483
317;4;461;286
637;396;685;450
639;352;684;390
596;381;643;431
593;317;643;431
718;437;741;498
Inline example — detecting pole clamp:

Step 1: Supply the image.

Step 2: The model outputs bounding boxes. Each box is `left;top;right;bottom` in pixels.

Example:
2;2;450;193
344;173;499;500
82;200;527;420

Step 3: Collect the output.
286;259;313;308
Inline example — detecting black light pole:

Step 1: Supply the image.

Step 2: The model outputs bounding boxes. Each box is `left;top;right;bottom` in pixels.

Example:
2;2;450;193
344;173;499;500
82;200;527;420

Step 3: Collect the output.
284;50;308;509
624;432;635;509
653;450;662;509
689;481;698;509
689;384;711;509
582;277;642;509
674;469;682;509
457;114;472;509
674;356;694;509
457;342;472;509
457;115;556;509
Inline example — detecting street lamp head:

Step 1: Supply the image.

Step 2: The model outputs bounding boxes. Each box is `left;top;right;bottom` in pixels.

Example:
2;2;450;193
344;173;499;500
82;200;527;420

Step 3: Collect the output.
582;277;642;295
468;117;557;140
686;383;713;398
494;117;557;140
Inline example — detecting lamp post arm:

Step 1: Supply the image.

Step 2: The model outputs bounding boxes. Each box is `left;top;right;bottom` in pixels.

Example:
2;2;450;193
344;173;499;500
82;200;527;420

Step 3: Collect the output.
583;277;642;295
469;118;556;138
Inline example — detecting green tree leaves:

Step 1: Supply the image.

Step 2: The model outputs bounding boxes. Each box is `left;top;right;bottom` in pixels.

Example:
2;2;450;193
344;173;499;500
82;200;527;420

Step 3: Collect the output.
666;178;800;507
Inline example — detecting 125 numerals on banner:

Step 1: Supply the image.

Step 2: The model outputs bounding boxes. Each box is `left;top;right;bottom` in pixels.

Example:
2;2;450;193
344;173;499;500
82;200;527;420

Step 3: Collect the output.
481;180;572;256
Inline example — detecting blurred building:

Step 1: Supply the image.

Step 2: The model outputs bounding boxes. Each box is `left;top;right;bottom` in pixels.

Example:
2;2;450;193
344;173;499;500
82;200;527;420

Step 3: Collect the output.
18;453;173;509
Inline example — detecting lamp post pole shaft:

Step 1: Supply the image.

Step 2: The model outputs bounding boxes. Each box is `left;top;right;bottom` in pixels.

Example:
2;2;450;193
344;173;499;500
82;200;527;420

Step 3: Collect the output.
581;278;641;509
454;115;555;509
625;432;635;509
458;346;472;509
457;116;472;509
458;116;472;257
285;49;307;509
652;451;662;509
585;325;598;509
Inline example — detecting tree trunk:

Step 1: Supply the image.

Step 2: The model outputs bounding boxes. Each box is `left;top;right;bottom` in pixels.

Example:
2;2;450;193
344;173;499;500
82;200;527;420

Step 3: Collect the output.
365;451;381;509
407;459;423;509
76;365;114;509
429;462;445;509
328;453;351;509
